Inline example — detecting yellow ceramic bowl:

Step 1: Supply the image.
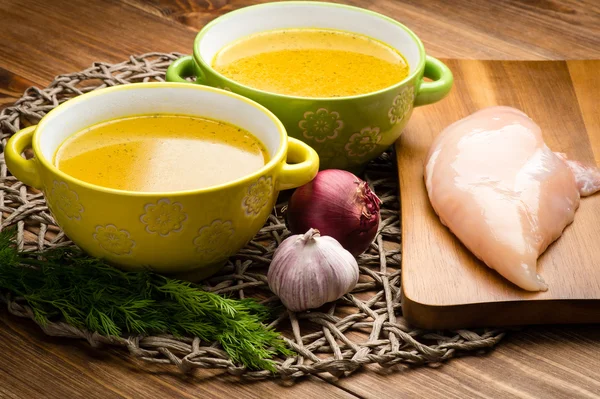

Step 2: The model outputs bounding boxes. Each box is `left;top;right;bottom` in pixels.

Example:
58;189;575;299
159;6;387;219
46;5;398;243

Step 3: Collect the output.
5;82;319;279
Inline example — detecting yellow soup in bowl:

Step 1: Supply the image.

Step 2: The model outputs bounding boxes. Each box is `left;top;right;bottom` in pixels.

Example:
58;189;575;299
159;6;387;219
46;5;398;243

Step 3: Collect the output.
54;115;269;192
5;83;320;278
212;28;410;98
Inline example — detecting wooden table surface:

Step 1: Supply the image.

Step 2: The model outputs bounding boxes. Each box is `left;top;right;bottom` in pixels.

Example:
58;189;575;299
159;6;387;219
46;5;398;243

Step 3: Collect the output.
1;1;599;398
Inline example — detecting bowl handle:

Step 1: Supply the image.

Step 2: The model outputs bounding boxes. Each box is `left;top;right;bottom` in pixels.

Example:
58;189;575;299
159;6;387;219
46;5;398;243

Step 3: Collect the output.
5;126;43;189
277;138;319;191
166;55;204;84
414;56;453;107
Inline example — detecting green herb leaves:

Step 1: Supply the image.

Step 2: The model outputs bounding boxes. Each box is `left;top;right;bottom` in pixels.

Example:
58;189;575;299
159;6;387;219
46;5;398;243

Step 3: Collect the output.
0;229;290;371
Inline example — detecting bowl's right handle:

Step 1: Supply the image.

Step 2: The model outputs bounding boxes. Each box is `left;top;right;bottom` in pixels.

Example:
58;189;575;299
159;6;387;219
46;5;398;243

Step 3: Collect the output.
277;138;320;191
166;55;204;84
5;126;43;189
414;56;453;107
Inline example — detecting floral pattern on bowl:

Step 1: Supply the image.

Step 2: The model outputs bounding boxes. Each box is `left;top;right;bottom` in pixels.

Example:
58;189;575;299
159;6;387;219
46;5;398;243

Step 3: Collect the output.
140;198;187;236
299;108;344;143
93;224;135;255
50;181;84;221
193;219;235;261
345;126;382;158
310;141;349;170
242;176;273;216
388;85;415;125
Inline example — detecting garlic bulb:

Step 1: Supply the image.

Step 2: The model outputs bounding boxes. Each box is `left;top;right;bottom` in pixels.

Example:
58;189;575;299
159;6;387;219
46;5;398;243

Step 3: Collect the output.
267;228;359;312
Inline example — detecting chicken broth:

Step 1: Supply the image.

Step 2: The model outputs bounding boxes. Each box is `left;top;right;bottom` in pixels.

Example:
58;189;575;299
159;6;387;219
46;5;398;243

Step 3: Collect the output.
212;28;409;97
54;115;269;192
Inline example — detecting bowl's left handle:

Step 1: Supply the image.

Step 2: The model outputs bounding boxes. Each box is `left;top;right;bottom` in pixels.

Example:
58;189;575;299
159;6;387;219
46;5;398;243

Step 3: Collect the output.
5;126;43;189
277;138;320;191
166;55;204;84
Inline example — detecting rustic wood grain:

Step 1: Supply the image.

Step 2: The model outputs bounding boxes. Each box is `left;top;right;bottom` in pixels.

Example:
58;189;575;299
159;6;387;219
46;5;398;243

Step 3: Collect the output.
0;310;359;399
0;0;195;84
330;325;600;399
1;0;600;397
568;60;600;166
398;59;600;329
0;67;37;108
122;0;600;60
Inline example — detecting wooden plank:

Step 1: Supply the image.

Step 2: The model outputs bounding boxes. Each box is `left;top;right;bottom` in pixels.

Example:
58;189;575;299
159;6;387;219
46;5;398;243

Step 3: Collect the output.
568;60;600;165
0;0;195;85
330;326;600;398
121;0;600;60
0;66;39;108
0;310;359;398
398;60;600;329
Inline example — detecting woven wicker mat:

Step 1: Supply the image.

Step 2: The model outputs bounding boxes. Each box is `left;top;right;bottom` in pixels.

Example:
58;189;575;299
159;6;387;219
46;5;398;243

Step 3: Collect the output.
0;53;506;380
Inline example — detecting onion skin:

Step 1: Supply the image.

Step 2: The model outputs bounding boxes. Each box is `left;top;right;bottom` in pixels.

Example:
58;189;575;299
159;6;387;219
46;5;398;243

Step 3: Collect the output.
286;170;382;256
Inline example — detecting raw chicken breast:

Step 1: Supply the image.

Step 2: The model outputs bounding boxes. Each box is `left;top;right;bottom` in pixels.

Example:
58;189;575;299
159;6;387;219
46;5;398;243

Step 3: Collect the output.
425;106;600;291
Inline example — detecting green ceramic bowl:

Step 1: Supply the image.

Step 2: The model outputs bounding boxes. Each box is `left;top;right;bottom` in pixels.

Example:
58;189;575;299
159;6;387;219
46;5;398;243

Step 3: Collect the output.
167;1;453;171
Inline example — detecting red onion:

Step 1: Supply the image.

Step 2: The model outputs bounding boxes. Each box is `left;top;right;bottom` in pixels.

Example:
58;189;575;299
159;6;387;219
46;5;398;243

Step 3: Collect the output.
286;170;382;256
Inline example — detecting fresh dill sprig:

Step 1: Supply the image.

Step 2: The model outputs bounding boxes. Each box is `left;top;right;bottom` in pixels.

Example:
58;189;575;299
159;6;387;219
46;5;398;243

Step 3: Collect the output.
0;229;291;371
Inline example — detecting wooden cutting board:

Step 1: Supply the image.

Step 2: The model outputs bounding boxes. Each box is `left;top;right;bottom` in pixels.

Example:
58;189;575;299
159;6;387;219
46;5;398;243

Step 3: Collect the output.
397;60;600;329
